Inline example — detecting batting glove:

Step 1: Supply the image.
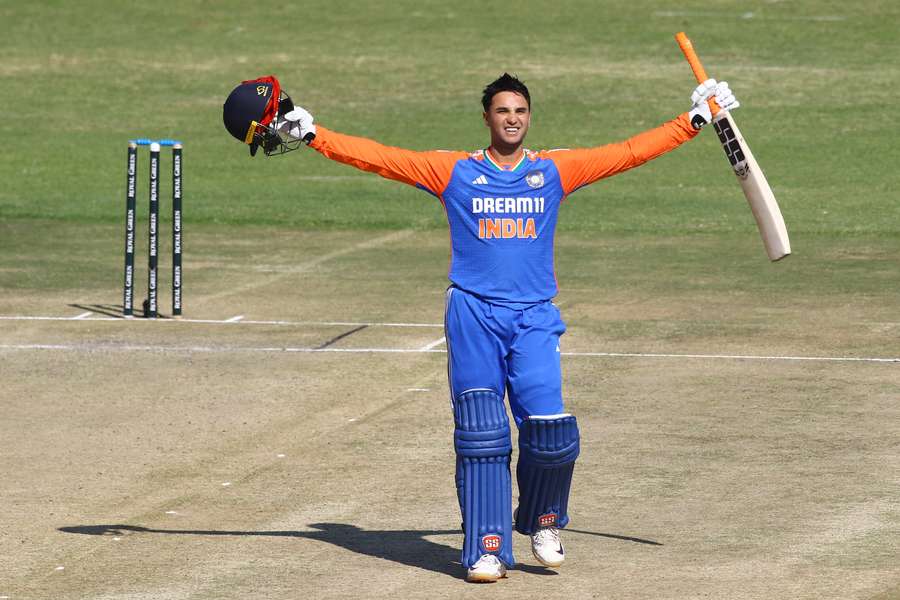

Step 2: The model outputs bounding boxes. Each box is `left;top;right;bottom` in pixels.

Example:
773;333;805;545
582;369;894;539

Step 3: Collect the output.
688;79;740;130
276;106;317;144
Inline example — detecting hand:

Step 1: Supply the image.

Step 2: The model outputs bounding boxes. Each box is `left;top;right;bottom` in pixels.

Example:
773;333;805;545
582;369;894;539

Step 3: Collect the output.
276;106;317;144
688;79;740;130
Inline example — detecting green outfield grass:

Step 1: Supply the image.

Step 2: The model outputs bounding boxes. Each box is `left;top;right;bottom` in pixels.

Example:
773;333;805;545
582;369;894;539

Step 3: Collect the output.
1;0;899;235
3;4;900;598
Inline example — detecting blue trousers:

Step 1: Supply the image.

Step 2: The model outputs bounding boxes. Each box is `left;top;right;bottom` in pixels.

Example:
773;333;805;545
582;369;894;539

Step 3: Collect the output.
444;286;566;424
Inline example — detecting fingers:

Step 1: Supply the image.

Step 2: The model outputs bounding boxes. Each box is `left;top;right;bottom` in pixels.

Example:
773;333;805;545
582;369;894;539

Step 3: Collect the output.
714;81;740;112
283;107;313;122
690;78;717;105
690;79;741;114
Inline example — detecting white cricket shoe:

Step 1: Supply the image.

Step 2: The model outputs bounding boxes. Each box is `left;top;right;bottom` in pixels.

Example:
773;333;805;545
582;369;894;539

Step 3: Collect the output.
531;527;565;567
466;554;507;583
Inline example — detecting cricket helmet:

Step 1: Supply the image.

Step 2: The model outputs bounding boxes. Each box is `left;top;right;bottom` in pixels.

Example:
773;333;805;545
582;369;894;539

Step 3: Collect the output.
222;75;303;156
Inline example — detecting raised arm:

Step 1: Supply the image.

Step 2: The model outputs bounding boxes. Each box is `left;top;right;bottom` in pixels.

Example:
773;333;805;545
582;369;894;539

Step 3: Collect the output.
543;79;739;196
543;113;698;195
309;127;466;197
276;107;465;198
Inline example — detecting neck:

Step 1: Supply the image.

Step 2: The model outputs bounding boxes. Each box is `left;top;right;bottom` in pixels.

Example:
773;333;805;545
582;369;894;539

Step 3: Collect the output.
487;143;524;164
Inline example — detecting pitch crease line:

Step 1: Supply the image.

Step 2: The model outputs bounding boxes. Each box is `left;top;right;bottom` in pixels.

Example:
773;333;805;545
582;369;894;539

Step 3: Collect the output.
419;336;446;351
1;343;898;364
0;315;444;328
567;351;900;363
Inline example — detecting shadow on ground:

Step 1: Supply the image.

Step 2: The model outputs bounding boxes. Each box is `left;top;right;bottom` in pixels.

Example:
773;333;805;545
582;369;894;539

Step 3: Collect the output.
60;522;662;578
59;522;565;579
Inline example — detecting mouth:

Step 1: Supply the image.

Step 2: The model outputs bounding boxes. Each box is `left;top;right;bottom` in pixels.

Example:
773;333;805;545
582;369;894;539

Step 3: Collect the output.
504;127;520;135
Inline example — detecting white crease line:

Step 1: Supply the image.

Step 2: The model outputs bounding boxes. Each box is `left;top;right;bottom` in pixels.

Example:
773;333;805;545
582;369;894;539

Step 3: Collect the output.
567;351;900;363
653;10;846;21
0;343;441;354
419;336;446;351
225;315;245;322
0;343;897;364
0;315;444;328
71;312;92;320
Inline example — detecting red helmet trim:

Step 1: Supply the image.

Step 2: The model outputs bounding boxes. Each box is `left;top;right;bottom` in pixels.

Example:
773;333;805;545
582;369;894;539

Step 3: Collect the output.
241;75;281;127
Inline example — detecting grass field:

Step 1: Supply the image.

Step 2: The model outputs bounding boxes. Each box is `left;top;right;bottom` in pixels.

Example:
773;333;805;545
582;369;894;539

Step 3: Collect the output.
2;1;899;598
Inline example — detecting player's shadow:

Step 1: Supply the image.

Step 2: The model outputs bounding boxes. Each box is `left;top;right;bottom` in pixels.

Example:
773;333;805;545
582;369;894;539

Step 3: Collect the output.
58;522;557;579
67;303;126;318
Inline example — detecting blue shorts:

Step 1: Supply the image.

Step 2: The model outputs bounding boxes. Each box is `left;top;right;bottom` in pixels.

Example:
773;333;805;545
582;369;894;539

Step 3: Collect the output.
444;286;566;425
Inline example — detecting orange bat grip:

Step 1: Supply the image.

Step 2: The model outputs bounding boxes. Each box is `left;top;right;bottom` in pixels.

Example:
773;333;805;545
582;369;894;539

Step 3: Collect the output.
675;32;720;116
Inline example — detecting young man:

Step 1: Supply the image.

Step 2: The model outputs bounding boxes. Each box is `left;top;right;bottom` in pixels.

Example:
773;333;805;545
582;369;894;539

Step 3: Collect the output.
223;73;738;582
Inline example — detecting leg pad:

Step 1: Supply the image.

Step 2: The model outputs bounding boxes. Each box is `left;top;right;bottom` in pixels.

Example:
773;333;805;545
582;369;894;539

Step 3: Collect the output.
515;414;580;535
454;389;514;567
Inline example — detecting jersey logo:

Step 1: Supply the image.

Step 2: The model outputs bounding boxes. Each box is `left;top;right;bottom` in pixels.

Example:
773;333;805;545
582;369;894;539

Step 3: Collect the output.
472;175;488;185
526;170;544;189
479;218;537;239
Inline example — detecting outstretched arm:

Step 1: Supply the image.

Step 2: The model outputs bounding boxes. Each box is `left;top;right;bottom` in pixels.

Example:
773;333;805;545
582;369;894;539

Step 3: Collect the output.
310;127;466;197
278;108;465;198
544;80;739;196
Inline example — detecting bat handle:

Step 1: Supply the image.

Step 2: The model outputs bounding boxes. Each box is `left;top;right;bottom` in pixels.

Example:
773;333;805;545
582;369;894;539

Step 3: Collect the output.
675;32;720;117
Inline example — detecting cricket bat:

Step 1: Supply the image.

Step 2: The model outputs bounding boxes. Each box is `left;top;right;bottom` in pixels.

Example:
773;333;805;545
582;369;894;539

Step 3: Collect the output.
675;32;791;261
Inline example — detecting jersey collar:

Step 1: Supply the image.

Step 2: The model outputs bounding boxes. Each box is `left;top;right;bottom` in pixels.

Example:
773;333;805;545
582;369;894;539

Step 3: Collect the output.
483;148;529;173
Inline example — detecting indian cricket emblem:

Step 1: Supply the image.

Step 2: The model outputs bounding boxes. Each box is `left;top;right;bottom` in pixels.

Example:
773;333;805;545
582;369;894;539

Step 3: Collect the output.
481;534;502;552
525;170;544;189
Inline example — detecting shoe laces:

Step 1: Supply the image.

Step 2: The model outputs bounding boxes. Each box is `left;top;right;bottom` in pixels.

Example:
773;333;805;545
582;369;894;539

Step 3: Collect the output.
534;527;560;546
474;554;501;568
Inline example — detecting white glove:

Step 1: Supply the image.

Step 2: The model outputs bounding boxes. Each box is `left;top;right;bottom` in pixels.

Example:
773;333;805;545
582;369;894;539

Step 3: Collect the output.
276;106;317;144
688;79;740;130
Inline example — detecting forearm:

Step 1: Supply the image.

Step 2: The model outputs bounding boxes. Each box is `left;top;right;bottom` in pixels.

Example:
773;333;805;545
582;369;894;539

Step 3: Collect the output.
610;113;700;165
549;113;699;194
310;126;418;184
308;126;463;195
594;113;699;174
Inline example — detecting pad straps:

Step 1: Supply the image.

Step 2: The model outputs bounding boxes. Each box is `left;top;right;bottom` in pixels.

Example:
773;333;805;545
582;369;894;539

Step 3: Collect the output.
453;390;514;567
515;414;580;534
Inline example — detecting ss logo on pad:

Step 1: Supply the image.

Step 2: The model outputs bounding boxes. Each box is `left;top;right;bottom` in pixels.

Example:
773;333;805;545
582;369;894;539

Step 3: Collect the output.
482;534;501;552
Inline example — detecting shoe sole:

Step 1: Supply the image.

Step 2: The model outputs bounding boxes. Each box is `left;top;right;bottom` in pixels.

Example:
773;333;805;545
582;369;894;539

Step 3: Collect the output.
532;548;564;568
466;571;508;583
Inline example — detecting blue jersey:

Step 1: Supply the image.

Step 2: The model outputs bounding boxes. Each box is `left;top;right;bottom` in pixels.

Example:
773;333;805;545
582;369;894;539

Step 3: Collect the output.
309;114;697;303
440;151;562;303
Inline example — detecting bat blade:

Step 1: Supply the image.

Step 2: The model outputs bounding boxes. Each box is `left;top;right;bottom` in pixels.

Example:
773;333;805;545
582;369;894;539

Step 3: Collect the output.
712;113;791;261
675;31;791;262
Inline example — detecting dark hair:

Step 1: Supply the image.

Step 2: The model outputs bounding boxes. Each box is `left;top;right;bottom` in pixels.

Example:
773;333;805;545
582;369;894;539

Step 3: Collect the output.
481;73;530;111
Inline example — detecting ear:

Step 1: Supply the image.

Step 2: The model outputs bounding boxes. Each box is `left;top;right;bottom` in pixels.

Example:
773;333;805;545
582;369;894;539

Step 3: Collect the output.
483;111;489;127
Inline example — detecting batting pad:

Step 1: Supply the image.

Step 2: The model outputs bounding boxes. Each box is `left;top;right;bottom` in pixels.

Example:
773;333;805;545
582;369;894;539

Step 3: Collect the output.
453;389;514;568
514;414;580;535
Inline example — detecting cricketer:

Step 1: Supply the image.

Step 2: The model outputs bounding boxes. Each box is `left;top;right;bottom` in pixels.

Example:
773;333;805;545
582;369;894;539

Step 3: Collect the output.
223;72;738;582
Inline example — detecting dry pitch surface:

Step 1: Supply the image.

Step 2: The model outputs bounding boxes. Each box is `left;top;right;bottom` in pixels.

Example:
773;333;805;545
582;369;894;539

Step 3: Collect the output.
2;226;899;599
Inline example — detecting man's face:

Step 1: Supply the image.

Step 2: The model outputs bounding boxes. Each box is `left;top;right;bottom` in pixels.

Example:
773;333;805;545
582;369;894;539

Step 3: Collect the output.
483;91;531;149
